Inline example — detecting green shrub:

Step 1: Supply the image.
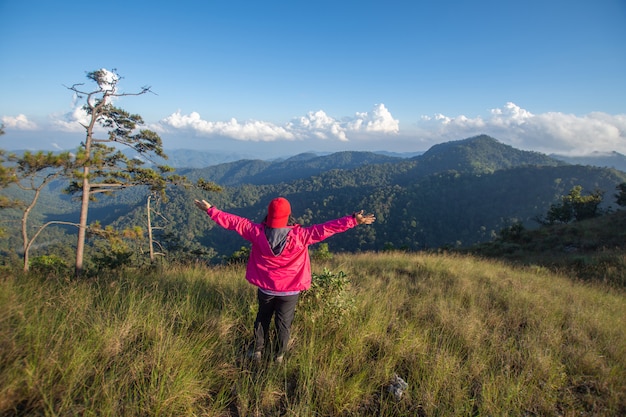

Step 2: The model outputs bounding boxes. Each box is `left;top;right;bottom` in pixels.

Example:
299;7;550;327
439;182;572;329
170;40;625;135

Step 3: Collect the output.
299;268;354;326
226;245;250;264
311;242;333;260
30;255;68;275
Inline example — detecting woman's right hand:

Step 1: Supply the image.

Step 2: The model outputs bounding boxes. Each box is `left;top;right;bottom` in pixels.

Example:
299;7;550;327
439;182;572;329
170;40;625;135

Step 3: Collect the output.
194;199;212;211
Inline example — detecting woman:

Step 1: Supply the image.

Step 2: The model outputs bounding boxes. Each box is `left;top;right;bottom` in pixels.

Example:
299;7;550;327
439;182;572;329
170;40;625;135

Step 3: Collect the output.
194;197;375;363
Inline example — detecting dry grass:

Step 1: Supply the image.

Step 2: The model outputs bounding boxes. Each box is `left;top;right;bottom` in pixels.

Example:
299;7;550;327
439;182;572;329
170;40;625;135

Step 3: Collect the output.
1;252;625;416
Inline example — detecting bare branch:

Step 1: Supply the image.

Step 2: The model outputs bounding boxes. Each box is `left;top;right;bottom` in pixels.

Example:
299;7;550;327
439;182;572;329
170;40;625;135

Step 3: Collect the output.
26;221;80;254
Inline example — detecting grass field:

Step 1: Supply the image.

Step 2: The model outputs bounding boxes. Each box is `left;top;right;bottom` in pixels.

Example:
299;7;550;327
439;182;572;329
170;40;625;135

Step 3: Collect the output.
1;252;625;416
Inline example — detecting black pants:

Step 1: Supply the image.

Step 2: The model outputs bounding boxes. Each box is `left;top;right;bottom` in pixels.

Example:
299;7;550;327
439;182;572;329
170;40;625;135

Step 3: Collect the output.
254;289;299;356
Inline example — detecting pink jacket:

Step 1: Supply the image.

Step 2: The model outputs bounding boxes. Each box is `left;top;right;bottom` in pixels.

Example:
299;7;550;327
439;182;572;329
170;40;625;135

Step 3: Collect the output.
206;207;358;292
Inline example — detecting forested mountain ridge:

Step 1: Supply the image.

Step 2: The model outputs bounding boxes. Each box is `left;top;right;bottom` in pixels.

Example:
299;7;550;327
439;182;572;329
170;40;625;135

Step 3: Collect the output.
177;151;402;187
2;135;625;264
176;135;566;189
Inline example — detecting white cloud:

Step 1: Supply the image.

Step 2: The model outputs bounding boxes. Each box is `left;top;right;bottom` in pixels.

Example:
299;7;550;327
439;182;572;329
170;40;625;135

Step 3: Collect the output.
52;104;90;132
346;103;400;133
1;114;38;130
157;111;295;141
417;102;626;156
288;110;347;141
155;104;399;143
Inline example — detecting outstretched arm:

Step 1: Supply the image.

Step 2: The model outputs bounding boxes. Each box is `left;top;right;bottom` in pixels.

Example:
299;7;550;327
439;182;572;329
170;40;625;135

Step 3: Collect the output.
194;199;257;240
354;210;376;225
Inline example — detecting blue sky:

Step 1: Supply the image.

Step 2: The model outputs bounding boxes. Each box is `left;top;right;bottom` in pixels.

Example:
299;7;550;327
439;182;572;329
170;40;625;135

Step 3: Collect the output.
1;0;625;159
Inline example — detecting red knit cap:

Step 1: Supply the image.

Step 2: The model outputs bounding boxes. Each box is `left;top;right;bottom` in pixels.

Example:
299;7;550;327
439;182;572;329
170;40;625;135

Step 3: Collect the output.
266;197;291;228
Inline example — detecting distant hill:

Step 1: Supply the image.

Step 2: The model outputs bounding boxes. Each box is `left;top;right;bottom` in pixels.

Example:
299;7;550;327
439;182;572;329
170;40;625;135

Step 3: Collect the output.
551;151;626;172
178;151;402;186
131;148;259;168
124;148;421;169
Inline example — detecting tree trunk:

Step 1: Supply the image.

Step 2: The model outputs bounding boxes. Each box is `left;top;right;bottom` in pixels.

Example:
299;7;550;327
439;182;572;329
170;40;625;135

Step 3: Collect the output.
21;187;42;272
75;169;90;276
147;195;154;262
21;210;29;273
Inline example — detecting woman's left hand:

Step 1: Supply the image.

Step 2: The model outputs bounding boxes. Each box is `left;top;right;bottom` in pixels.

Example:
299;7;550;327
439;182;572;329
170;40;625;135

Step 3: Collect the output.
355;210;376;225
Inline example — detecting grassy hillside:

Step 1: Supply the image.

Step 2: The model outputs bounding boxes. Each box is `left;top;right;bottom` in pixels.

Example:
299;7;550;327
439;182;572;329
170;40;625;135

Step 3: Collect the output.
1;253;624;416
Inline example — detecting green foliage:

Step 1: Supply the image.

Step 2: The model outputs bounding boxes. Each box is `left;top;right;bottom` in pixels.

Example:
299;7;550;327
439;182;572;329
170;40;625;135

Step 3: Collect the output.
311;242;333;260
570;186;604;220
196;177;223;192
498;222;526;243
546;185;604;224
299;268;355;326
30;254;69;275
88;222;144;271
65;68;173;274
0;149;75;271
616;182;626;207
226;245;250;265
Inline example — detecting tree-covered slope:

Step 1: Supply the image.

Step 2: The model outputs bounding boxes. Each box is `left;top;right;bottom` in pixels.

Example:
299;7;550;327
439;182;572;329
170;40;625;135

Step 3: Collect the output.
112;161;625;261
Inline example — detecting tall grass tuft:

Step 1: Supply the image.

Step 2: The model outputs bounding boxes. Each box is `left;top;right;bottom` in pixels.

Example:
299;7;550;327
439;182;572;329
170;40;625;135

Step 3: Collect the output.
1;252;625;416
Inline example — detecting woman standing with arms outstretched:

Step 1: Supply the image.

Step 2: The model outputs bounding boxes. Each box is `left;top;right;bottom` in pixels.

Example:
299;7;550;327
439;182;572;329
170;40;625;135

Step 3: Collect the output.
194;197;375;363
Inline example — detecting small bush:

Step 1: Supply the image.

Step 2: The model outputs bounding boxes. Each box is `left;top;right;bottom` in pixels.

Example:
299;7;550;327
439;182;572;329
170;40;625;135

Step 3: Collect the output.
311;242;333;260
30;255;68;275
299;268;354;326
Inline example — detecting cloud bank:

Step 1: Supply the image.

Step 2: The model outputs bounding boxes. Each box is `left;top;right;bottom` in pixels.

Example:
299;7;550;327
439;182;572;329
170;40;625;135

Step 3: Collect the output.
2;102;625;156
154;103;400;142
418;102;626;156
1;114;38;130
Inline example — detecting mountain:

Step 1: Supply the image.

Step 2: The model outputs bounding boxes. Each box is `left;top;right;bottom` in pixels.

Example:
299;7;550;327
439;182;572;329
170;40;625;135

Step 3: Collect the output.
413;134;565;173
